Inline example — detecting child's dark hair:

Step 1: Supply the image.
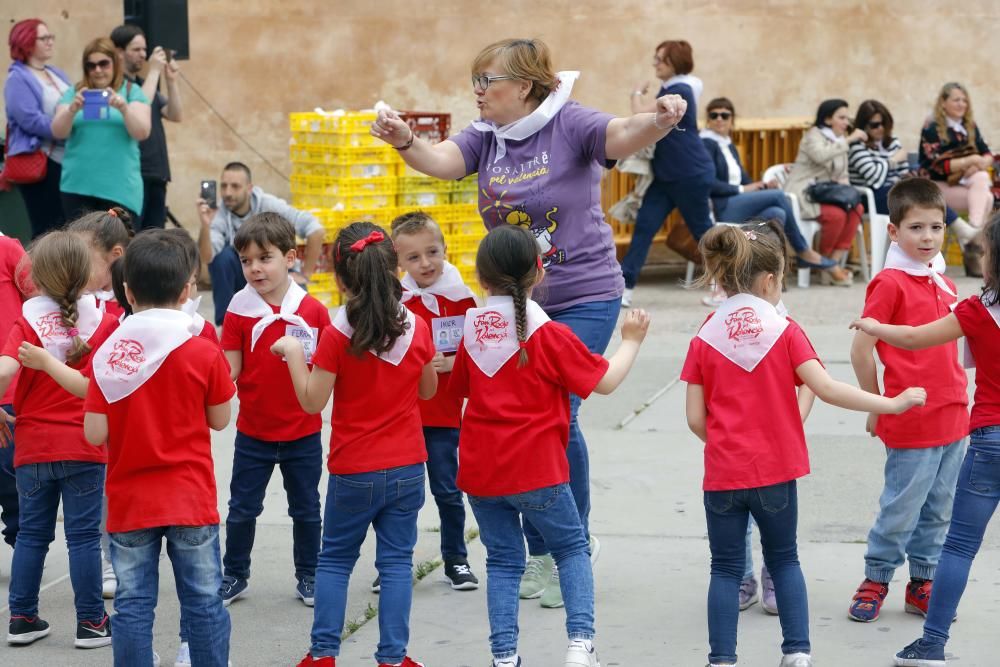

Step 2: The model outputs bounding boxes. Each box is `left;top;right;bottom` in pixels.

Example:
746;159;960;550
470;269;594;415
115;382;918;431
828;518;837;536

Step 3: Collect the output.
66;206;135;253
475;224;542;367
162;227;201;281
110;257;132;318
390;210;446;245
123;230;194;307
333;222;407;356
234;212;296;255
981;214;1000;308
696;220;786;296
28;232;92;364
887;178;946;225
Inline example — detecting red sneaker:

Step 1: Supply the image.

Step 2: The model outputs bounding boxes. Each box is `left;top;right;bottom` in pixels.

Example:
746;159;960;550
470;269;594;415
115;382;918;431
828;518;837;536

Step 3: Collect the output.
297;654;335;667
847;578;889;622
379;658;424;667
905;579;932;616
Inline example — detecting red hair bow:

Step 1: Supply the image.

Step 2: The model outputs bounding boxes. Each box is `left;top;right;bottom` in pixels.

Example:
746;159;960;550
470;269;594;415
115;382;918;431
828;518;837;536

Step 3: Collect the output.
350;231;385;253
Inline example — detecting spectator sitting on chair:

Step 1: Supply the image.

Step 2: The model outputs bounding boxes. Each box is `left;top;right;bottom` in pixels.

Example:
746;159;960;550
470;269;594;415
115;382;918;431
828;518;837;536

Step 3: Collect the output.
197;161;324;325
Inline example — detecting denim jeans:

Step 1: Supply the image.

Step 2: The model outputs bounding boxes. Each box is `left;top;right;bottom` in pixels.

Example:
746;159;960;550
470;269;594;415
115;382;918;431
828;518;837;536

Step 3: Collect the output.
716;189;808;252
223;431;323;582
9;461;105;622
311;464;425;664
743;516;756;580
208;245;247;325
704;481;809;664
471;483;594;660
424;426;467;561
922;426;1000;646
110;525;230;667
523;297;620;557
0;405;18;547
865;440;966;582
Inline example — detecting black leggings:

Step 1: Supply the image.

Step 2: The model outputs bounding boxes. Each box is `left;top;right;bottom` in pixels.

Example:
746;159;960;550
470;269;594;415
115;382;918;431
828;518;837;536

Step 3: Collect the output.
60;192;136;224
16;157;65;238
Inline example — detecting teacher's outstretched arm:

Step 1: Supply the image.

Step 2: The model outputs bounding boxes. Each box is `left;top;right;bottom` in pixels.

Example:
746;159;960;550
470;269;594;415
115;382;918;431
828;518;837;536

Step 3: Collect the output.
605;93;687;160
370;109;467;180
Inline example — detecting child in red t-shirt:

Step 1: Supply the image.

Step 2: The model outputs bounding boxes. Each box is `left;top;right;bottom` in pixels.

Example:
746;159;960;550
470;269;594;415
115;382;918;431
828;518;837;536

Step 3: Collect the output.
681;222;926;667
0;231;118;649
853;216;1000;666
848;179;971;624
83;230;235;666
390;210;479;592
447;224;649;667
67;207;135;319
218;212;329;609
271;222;436;667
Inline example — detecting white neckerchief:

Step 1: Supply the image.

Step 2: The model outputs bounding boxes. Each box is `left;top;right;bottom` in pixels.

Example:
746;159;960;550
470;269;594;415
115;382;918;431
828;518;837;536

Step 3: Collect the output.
227;278;313;351
697;293;789;372
776;300;789;318
662;73;703;101
883;242;956;297
181;296;207;336
818;126;844;144
22;295;102;363
92;308;194;403
91;289;117;313
700;128;731;146
400;262;476;316
471;70;578;163
331;306;416;366
462;295;551;377
947;116;967;137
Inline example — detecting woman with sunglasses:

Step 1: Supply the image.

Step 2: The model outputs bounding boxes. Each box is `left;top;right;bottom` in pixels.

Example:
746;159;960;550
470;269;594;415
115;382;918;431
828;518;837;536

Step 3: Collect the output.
701;97;851;284
4;19;72;238
50;37;150;221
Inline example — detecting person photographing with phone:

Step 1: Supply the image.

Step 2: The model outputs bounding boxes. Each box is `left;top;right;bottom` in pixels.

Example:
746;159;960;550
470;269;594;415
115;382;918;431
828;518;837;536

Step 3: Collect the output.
50;37;150;221
111;24;183;231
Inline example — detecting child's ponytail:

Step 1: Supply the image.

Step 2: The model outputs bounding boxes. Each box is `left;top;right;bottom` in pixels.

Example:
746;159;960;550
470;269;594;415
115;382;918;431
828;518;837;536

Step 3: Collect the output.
110;257;132;318
66;206;135;254
695;219;786;296
27;232;94;364
333;222;407;357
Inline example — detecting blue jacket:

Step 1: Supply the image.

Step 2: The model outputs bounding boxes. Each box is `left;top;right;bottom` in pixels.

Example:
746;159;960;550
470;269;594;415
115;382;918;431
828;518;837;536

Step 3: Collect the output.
702;137;751;215
4;60;71;156
651;82;714;184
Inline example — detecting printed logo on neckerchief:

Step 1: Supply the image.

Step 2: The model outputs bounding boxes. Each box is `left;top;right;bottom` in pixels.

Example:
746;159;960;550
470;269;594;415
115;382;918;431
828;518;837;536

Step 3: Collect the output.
34;312;68;339
106;339;145;377
725;307;764;341
472;311;511;345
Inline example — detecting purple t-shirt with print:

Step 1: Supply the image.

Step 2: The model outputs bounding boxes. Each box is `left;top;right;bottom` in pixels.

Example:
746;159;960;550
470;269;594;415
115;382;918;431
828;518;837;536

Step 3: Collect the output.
448;101;625;313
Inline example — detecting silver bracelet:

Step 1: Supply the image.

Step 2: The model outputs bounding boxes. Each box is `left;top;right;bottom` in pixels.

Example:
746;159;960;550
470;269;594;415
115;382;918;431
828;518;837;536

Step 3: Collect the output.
652;114;682;132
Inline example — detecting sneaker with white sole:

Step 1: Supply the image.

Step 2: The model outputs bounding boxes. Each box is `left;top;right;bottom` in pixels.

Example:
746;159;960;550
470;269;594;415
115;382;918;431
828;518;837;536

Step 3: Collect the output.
102;561;117;599
540;564;564;609
218;575;248;607
739;575;759;611
778;653;813;667
894;638;946;667
174;641;191;667
75;612;112;648
7;615;50;645
443;560;479;590
493;657;521;667
761;565;778;615
588;535;601;565
621;288;633;308
519;554;553;599
564;639;600;667
297;576;315;607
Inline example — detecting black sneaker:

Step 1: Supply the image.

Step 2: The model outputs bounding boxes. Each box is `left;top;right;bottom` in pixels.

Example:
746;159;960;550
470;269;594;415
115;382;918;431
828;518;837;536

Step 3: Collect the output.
296;576;315;607
443;560;479;591
75;613;111;649
7;615;51;645
218;575;248;607
371;574;381;594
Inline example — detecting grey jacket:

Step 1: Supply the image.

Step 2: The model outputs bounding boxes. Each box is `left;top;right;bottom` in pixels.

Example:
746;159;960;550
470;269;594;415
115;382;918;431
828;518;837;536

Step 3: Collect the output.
782;127;850;220
209;186;323;258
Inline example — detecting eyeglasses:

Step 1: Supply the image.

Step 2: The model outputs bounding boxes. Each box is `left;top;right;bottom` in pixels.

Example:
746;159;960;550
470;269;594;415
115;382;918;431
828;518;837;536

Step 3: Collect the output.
708;111;732;121
867;121;884;130
85;59;113;72
36;34;56;43
472;74;516;91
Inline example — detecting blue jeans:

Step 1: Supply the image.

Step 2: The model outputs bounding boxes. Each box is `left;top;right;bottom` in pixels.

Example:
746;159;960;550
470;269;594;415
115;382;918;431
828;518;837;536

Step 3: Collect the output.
523;297;620;556
621;175;714;288
865;440;966;582
424;427;467;561
704;481;809;663
223;431;323;582
110;525;230;667
9;461;105;622
921;426;1000;646
311;464;425;664
0;405;18;547
208;245;246;325
716;189;808;252
470;484;594;660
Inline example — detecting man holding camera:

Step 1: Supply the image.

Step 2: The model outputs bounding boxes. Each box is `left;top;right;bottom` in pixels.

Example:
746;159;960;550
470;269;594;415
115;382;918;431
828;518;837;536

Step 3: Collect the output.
198;162;325;325
110;24;182;230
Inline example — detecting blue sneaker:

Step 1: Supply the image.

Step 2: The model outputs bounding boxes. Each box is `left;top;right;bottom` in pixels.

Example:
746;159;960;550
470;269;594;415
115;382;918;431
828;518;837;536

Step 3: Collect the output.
894;638;946;667
218;575;248;607
296;576;315;607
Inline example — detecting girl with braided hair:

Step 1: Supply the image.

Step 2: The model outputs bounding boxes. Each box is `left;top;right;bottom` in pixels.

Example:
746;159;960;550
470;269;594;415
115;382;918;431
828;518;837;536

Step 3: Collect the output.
0;231;118;648
449;224;650;667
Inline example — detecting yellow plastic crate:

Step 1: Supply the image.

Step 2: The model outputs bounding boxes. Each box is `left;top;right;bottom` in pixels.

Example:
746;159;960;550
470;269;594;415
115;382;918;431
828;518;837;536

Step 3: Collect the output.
290;175;397;197
289;111;378;134
397;192;452;207
293;193;395;210
398;176;453;194
446;232;483;256
289;145;399;179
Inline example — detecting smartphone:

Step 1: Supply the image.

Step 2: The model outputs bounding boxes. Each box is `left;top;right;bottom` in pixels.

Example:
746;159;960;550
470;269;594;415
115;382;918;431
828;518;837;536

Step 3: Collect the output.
82;89;110;121
200;180;217;209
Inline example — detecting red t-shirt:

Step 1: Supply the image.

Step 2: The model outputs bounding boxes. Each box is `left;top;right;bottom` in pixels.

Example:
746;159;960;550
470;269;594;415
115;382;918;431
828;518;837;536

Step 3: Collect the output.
221;295;330;441
862;269;969;447
681;317;819;491
0;237;27;405
449;322;609;497
198;319;219;345
404;295;477;428
84;337;235;532
312;317;434;475
954;295;1000;432
2;312;118;467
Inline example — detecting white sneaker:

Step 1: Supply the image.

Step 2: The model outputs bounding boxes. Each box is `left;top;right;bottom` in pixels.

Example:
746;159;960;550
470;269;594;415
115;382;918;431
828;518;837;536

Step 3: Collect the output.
493;657;521;667
102;562;117;599
588;535;601;566
779;653;813;667
174;641;191;666
153;652;161;667
565;639;600;667
621;288;633;308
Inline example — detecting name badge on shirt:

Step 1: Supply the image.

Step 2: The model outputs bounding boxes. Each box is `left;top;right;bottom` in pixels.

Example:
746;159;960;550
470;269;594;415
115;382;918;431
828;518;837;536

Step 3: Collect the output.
285;324;319;364
432;315;465;353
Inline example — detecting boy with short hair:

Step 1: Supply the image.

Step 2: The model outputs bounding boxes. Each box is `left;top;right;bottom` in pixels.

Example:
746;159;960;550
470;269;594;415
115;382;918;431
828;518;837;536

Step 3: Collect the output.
219;212;330;607
848;178;969;622
84;230;235;666
390;210;479;591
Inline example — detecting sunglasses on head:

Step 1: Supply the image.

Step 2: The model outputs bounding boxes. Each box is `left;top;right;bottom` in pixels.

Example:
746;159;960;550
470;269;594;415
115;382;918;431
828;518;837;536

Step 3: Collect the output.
708;111;732;121
85;59;113;72
867;121;884;130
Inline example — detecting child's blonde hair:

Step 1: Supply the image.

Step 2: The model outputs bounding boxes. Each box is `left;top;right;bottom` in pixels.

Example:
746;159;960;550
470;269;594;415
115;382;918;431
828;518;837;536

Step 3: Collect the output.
696;220;786;296
28;232;93;364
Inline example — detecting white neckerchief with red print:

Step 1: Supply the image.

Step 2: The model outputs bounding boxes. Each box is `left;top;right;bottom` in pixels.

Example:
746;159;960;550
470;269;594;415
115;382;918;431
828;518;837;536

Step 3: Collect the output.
92;308;193;403
883;242;956;297
697;293;789;372
331;306;416;366
227;278;313;352
22;295;102;363
90;289;117;314
181;296;207;336
462;295;550;377
400;261;476;316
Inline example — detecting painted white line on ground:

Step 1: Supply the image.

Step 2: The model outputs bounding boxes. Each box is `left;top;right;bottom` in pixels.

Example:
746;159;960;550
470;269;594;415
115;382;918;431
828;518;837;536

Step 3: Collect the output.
0;571;71;616
616;374;681;430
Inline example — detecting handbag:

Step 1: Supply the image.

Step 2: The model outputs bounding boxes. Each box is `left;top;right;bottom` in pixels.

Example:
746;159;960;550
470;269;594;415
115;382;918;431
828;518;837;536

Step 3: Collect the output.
1;124;48;185
804;181;861;211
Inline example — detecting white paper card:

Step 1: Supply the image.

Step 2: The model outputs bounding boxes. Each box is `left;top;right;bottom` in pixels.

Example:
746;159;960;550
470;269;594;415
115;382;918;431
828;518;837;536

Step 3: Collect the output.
432;315;465;353
285;324;319;364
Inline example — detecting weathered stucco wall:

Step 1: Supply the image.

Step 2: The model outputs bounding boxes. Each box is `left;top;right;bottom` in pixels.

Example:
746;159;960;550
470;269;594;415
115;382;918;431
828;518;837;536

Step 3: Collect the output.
4;0;999;232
